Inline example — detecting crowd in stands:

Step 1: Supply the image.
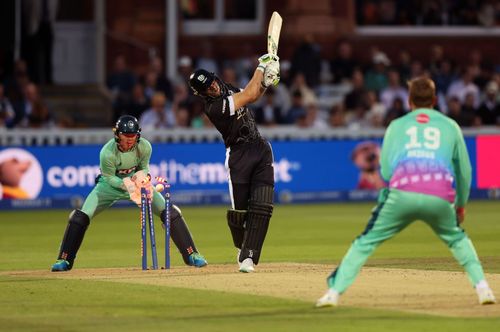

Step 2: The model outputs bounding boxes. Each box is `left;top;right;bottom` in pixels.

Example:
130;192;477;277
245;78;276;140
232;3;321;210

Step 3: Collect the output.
356;0;500;26
2;41;500;130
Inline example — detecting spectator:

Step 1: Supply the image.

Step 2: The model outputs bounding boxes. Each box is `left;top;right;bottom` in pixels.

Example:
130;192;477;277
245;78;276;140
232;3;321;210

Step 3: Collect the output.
447;66;481;109
383;97;406;126
143;71;159;102
289;73;318;108
344;69;367;112
302;103;329;129
232;43;257;86
364;90;387;127
477;81;500;125
290;34;322;88
190;99;208;128
106;55;137;110
447;95;475;127
286;90;307;124
269;60;292;115
428;45;445;76
330;40;358;83
14;83;53;128
175;55;194;85
172;82;191;112
329;104;346;127
380;69;409;111
345;105;370;130
175;105;191;128
253;88;283;126
460;92;480;127
364;51;390;93
409;60;426;79
433;59;457;95
3;59;31;103
149;56;174;101
139;92;176;129
469;49;490;88
0;83;15;128
196;41;219;74
118;83;149;122
221;66;240;87
396;50;412;83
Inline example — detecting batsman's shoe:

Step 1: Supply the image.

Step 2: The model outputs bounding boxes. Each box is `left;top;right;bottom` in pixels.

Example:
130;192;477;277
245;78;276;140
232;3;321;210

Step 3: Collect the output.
315;289;340;308
239;258;255;273
477;287;496;305
51;259;71;272
237;249;242;268
188;253;208;268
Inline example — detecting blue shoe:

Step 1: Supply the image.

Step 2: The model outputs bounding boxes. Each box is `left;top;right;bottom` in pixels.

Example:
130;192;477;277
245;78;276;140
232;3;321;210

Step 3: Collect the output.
51;259;71;272
188;253;207;267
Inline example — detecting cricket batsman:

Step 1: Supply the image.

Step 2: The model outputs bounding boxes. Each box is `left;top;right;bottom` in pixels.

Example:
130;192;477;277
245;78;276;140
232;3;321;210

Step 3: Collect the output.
51;115;207;271
316;77;496;307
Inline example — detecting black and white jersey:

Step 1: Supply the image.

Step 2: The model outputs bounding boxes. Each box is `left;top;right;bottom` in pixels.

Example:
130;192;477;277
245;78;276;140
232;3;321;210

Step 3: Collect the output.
204;82;260;148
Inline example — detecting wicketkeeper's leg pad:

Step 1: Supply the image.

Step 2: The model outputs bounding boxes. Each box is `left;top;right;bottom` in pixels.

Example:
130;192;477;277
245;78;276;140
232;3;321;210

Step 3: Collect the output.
240;186;274;265
161;205;198;265
227;209;247;249
57;209;90;268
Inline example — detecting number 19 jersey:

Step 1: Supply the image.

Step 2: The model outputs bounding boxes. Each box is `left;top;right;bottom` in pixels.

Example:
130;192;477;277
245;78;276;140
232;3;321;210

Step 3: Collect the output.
380;108;472;206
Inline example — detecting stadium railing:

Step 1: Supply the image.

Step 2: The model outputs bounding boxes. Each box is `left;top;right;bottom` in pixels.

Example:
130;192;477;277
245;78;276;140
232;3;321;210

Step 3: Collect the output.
2;126;500;146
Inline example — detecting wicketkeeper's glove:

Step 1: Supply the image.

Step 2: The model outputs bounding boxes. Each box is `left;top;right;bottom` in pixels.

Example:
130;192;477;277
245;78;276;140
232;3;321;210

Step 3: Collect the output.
257;53;280;72
132;170;153;199
123;177;141;206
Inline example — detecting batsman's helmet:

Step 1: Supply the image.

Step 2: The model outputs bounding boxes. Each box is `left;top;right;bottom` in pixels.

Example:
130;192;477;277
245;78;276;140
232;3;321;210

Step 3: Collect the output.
113;115;141;142
188;69;216;96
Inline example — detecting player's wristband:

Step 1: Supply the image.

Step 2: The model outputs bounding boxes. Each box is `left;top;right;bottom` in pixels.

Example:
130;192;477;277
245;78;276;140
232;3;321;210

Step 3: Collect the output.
256;65;265;73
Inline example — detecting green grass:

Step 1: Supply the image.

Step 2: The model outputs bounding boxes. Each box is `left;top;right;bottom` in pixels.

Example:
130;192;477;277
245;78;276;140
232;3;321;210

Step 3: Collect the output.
1;201;500;331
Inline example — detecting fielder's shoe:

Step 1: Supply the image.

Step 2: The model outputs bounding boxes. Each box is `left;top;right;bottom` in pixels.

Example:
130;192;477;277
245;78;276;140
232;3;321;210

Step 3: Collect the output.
239;258;255;273
315;288;340;308
188;253;208;267
477;287;496;305
51;259;71;272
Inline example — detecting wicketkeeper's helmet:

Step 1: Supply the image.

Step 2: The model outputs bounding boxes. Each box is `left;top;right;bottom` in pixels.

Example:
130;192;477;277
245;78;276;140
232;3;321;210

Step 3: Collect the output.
188;69;216;96
113;115;141;142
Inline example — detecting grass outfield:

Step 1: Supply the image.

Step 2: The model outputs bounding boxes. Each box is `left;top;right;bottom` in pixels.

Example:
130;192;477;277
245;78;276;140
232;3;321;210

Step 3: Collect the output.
1;201;499;331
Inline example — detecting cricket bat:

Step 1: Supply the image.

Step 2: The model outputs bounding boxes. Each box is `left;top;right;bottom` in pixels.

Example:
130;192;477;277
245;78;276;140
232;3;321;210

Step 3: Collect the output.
267;11;282;56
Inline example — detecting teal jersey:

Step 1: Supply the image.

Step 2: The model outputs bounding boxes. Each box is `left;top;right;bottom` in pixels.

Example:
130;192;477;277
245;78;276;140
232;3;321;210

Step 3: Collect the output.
99;138;152;190
380;108;471;206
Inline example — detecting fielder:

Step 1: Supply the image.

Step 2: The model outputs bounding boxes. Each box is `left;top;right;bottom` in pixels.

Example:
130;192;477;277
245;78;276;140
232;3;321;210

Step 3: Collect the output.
188;54;279;272
51;115;207;271
316;77;496;307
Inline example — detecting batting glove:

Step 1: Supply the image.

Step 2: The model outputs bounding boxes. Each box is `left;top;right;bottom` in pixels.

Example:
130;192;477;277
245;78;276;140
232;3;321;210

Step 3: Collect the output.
262;61;280;87
257;53;280;72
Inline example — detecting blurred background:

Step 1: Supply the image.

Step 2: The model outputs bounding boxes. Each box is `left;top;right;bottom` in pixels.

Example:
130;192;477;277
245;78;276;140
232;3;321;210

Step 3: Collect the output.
1;0;500;206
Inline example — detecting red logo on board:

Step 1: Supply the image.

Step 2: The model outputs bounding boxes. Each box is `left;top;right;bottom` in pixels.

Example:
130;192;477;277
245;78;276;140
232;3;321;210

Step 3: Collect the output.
416;113;429;123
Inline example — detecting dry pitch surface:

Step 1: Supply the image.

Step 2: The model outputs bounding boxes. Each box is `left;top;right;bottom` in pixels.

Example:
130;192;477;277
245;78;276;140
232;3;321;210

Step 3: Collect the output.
4;263;499;318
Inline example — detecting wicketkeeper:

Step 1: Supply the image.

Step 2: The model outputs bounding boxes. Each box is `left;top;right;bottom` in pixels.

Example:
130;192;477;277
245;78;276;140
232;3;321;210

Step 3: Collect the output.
51;115;207;271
